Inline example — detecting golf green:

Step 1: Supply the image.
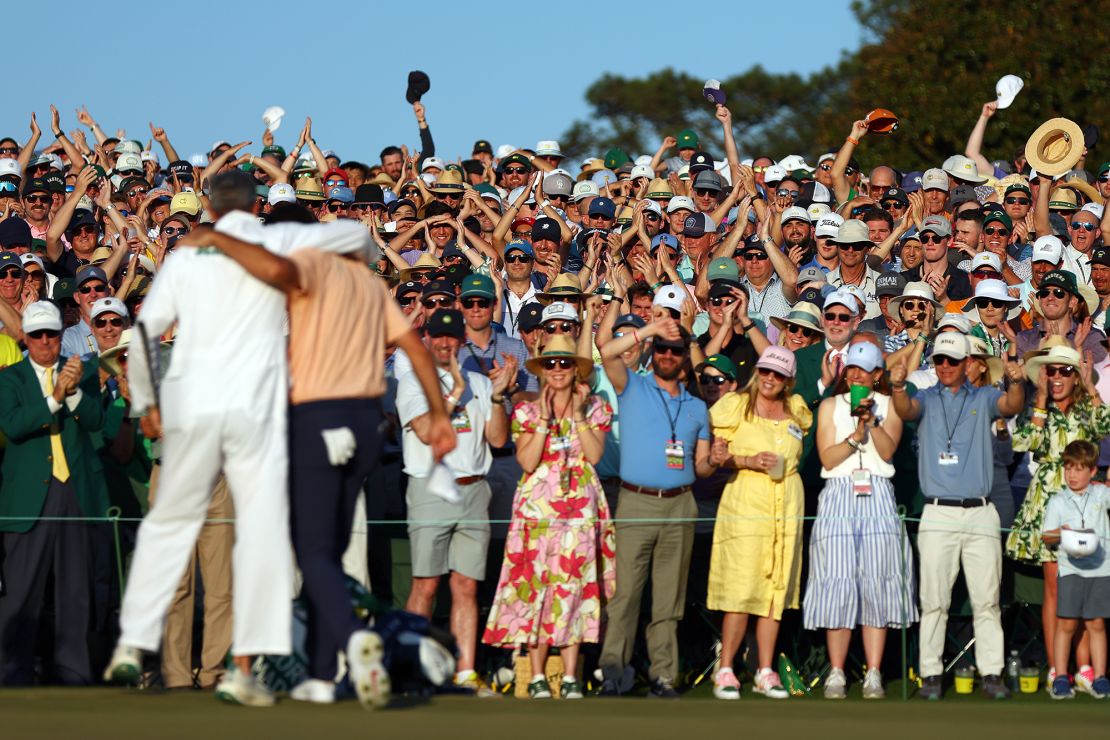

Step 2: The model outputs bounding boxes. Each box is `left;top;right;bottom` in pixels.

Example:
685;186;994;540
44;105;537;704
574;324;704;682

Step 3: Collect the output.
0;686;1106;740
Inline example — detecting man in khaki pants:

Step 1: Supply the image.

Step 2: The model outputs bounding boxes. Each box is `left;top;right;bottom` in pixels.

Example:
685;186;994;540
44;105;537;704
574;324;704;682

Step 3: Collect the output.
890;333;1025;701
149;466;234;690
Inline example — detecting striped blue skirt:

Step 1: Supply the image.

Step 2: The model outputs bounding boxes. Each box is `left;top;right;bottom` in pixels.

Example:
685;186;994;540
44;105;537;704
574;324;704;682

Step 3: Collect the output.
802;476;919;630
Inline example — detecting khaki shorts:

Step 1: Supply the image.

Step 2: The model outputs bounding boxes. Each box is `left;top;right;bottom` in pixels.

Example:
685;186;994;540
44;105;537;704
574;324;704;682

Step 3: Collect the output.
406;475;491;581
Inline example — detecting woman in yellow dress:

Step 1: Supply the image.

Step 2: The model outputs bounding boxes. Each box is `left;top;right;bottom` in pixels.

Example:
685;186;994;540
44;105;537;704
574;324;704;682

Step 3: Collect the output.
707;345;812;700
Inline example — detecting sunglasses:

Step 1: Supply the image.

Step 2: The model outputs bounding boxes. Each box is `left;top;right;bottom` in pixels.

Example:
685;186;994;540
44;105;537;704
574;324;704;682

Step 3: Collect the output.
162;225;187;236
776;189;800;200
1004;196;1031;205
934;355;963;367
975;297;1008;309
880;201;905;211
540;358;576;370
0;147;18;155
752;165;766;173
70;224;98;237
743;252;768;261
644;212;661;221
699;374;729;386
505;254;532;264
0;267;22;279
24;194;51;204
971;269;1001;279
324;179;346;188
504;167;528;175
709;296;737;307
0;181;17;192
901;300;930;311
1037;287;1068;300
398;296;417;307
127;188;148;198
824;311;853;323
79;283;108;295
1098;173;1110;183
547;193;569;202
844;166;858;176
462;298;492;309
838;242;869;252
94;316;124;328
422;296;455;308
27;329;61;340
785;324;817;338
1046;365;1077;378
544;321;577;334
920;233;947;244
757;367;788;380
326;203;349;213
819;163;832;172
694;188;719;197
1070;221;1098;232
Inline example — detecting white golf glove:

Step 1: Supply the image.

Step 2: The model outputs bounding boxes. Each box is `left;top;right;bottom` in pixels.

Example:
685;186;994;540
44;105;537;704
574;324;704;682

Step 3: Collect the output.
321;427;357;466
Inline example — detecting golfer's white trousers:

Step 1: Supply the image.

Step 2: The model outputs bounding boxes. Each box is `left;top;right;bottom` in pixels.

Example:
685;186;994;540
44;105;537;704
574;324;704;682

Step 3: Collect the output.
119;409;293;656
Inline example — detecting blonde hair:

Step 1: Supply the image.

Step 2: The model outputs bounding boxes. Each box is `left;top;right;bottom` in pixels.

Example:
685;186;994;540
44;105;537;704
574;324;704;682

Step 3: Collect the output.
739;372;805;428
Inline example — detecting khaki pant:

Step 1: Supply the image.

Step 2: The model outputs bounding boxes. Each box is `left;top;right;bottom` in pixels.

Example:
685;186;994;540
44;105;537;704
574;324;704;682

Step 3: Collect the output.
149;467;235;689
917;502;1004;677
599;488;696;683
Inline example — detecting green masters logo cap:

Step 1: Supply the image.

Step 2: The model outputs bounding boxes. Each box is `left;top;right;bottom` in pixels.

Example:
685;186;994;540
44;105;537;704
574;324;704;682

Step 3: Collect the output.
603;148;630;171
459;273;496;299
708;257;740;283
677;129;698;149
701;354;737;380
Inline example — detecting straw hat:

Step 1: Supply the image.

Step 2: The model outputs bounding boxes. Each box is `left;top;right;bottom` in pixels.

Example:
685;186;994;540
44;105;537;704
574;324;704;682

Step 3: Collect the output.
99;329;132;377
771;303;824;334
1062;178;1104;206
1024;344;1081;383
887;281;942;316
537;273;583;303
430;169;465;195
967;336;1004;386
1025;118;1085;176
1021;334;1072;364
525;334;592;380
294;177;325;201
398;253;441;282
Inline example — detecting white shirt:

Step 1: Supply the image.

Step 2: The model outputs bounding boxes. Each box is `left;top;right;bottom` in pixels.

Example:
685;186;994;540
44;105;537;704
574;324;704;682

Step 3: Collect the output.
396;368;493;478
501;282;538;339
30;358;83;414
828;265;881;320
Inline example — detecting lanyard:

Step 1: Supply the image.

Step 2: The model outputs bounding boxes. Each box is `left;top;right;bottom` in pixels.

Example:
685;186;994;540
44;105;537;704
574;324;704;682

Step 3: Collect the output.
1069;491;1091;528
653;386;685;442
939;385;969;452
465;336;497;376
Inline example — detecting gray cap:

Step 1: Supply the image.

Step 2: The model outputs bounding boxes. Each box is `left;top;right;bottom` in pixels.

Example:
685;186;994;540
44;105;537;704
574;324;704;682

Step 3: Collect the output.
796;265;828;287
874;271;907;297
920;215;952;237
692;170;724;192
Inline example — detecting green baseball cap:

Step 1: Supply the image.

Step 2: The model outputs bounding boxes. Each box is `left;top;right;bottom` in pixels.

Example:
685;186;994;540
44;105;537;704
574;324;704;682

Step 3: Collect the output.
708;257;740;283
699;354;737;380
30;238;48;254
677;129;698;149
1097;161;1109;176
52;277;76;301
603;148;630;171
983;211;1013;230
262;145;286;158
459;273;496;300
1004;182;1031;197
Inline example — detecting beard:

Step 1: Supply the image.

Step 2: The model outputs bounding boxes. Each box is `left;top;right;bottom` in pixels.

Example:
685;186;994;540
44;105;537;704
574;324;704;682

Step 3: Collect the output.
654;358;684;381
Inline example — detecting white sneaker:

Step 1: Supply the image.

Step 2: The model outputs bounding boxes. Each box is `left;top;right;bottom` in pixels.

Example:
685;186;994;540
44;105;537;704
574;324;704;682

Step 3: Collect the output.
713;668;742;700
1075;667;1095;696
753;667;789;699
290;678;336;704
823;667;847;699
862;668;885;699
102;644;142;685
215;665;275;707
347;629;390;709
418;636;456;687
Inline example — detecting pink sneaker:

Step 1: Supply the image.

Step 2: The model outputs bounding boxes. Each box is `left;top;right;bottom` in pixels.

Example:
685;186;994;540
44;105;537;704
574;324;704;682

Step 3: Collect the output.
753;667;789;699
713;668;741;700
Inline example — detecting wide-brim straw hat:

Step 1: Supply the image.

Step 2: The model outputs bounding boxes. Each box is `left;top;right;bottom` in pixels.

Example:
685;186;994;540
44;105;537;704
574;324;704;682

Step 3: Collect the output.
887;281;942;316
398;253;442;281
771;302;824;334
1025;118;1085;176
537;273;583;303
525;334;592;380
1024;344;1081;383
966;335;1005;385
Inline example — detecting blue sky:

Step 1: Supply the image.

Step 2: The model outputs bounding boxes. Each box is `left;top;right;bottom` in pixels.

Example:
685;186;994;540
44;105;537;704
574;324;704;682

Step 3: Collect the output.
6;1;860;165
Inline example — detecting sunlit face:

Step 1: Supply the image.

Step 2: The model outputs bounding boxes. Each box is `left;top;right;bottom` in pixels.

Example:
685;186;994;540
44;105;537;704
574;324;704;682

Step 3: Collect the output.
1067;212;1099;254
900;238;923;270
844;364;881;388
630;295;654;324
428;334;462;368
381;153;403;180
24;327;62;366
1035;285;1076;321
1045;363;1078;403
865;219;891;244
1091;263;1110;296
922;187;947;214
1003;190;1032;221
91;311;128;351
461;295;493;331
652;344;687;380
815;234;838;260
698;366;736;404
782;219;810;246
755;366;787;399
76;280;108;317
821;304;858;345
1064;461;1096;492
934;355;967;387
921;231;949;262
743;249;771;282
780;320;820;351
540;357;576;391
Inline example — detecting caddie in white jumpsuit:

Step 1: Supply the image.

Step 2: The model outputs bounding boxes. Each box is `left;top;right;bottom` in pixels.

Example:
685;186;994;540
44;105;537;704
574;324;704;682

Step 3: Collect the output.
105;173;372;704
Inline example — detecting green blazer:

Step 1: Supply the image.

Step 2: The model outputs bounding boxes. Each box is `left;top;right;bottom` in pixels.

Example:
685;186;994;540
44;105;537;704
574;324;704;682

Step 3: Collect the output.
0;357;109;533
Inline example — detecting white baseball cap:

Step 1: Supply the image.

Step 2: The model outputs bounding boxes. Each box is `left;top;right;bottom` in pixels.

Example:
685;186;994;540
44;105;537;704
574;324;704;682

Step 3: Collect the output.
541;301;581;325
937;312;972;333
571;181;599;203
115;152;143;173
1032;235;1064;265
666;195;696;214
815;213;844;238
642;199;663;217
921;168;950;191
20;253;45;271
778;154;813;173
943;154;987;183
995;75;1024;109
929;332;969;361
0;159;20;179
535;140;563;158
780;206;810;225
1082;202;1105;220
763;164;788;184
845;342;884;372
969;252;1003;274
420;157;446;172
114;140;142;155
140;150;159;164
630;164;654;180
22;301;62;333
653;284;687;313
267;183;296;206
823;289;860;315
807;203;832;221
91;297;129;321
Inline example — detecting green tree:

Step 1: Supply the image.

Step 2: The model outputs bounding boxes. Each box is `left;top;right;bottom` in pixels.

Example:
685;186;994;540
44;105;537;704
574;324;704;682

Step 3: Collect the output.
562;0;1109;171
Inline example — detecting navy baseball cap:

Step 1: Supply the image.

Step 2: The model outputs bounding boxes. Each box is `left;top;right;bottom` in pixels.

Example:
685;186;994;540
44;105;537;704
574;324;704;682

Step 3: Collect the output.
517;302;545;332
531;217;561;243
426;309;465;339
587;197;616;219
613;313;647;330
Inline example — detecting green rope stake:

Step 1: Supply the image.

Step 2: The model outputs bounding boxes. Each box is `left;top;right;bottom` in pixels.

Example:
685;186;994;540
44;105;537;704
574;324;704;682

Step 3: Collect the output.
898;505;908;702
106;506;125;597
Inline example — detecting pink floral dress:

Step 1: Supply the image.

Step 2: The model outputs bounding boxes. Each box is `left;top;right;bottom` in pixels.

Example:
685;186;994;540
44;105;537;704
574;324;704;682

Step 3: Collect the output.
482;397;617;647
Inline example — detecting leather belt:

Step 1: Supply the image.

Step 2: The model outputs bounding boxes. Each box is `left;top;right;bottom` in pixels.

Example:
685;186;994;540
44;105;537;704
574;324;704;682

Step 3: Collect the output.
455;475;485;486
621;482;692;498
925;497;989;508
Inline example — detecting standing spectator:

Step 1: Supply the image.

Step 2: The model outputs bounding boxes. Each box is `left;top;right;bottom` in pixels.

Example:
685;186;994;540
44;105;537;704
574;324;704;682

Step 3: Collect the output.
0;302;107;685
706;346;812;700
483;336;614;700
61;265;109;359
804;342;916;700
890;332;1025;700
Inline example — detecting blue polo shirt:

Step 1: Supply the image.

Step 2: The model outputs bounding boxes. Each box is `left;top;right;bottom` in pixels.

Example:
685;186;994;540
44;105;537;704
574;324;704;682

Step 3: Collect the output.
616;368;709;489
914;381;1002;500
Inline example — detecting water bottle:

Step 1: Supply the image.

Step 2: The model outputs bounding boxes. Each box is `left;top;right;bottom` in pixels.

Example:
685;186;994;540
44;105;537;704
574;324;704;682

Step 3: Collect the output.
1006;650;1021;692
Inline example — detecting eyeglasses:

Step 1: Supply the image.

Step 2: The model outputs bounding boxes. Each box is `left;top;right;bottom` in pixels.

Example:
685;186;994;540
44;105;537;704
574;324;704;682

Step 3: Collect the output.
699;374;729;386
162;225;187;236
1037;287;1068;300
27;329;61;340
971;269;1001;279
512;230;531;238
776;189;800;200
540;358;576;370
127;188;148;198
462;297;492;309
1004;196;1031;205
880;201;905;211
983;226;1010;236
644;212;661;222
819;164;832;172
504;167;528;175
70;224;97;237
757;367;788;380
541;319;579;336
24;194;51;204
401;188;421;198
0;267;22;279
79;283;108;295
1046;365;1077;378
94;316;124;328
785;324;817;338
975;297;1008;309
422;296;455;308
709;296;737;307
933;355;963;367
901;300;929;311
838;242;869;252
1070;221;1098;232
505;254;532;264
920;233;947;244
824;311;853;323
398;296;416;307
326;203;349;213
743;252;768;261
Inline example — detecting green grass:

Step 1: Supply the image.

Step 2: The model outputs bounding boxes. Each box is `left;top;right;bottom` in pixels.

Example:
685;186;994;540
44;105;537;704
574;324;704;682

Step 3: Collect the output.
0;686;1106;740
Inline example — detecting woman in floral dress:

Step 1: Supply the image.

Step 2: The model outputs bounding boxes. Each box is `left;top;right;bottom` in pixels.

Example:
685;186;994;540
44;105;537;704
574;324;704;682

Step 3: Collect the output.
482;336;615;699
1008;345;1110;687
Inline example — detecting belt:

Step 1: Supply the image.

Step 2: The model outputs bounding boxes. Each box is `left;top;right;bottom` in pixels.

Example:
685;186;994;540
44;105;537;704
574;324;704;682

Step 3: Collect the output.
926;497;989;508
621;482;692;498
491;447;515;458
455;475;485;486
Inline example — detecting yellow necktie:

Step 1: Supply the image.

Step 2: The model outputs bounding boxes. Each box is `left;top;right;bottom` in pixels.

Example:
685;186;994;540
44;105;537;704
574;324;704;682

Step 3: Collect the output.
43;367;71;482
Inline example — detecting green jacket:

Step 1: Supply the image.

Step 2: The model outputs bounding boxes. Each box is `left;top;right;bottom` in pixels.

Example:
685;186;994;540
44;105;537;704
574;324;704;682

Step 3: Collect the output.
0;357;109;533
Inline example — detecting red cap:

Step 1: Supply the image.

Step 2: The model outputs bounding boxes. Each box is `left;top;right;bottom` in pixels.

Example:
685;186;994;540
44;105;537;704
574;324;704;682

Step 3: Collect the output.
323;167;348;184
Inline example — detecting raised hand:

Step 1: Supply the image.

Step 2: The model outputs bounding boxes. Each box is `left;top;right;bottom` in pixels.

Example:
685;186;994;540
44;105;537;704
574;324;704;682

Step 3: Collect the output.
76;106;95;127
981;101;998;119
149;122;168;142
